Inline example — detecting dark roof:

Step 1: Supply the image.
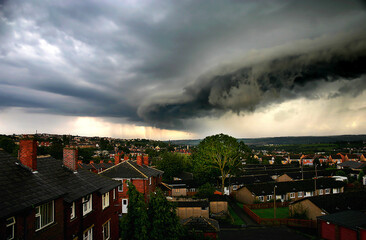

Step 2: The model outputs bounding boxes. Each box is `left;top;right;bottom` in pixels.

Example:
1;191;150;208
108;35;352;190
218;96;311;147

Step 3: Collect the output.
317;211;366;230
100;160;163;179
181;217;220;232
0;150;120;218
174;171;194;181
175;200;209;208
292;191;366;214
339;161;366;169
330;154;342;159
241;178;345;196
284;170;335;180
228;174;275;186
208;194;227;202
164;179;202;188
79;163;94;170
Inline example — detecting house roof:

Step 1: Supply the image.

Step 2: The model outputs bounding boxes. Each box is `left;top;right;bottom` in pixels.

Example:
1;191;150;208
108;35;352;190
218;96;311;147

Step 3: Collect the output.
291;191;366;214
228;174;274;186
181;216;220;232
284;170;335;180
175;200;209;208
339;161;366;169
100;160;163;179
0;150;120;219
330;154;342;159
164;179;202;188
317;211;366;230
241;178;345;196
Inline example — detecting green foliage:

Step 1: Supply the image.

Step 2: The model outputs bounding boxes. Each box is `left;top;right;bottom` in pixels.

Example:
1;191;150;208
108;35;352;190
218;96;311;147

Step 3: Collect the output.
335;170;346;176
194;134;241;192
157;152;185;181
358;170;365;182
48;139;63;159
148;190;183;240
78;147;96;162
99;138;113;151
121;182;149;240
0;135;17;155
195;183;215;199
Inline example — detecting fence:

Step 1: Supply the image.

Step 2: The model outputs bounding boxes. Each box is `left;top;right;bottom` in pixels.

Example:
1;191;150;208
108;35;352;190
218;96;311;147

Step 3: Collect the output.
242;204;317;228
245;202;289;209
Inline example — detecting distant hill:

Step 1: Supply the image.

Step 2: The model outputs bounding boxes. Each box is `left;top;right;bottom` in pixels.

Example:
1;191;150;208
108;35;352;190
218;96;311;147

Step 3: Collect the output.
168;135;366;146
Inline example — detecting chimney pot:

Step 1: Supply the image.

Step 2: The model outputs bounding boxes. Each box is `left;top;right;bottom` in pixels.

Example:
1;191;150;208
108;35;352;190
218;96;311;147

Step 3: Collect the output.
136;154;143;166
19;139;37;171
143;155;149;165
124;155;129;161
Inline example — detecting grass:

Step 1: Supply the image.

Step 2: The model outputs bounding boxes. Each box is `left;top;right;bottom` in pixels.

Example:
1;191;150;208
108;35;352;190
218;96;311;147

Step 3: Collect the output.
228;205;246;225
251;207;289;219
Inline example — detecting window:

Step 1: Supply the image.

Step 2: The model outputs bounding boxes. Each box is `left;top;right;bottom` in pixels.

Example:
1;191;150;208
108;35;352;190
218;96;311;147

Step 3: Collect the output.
333;188;339;194
325;188;330;194
102;220;110;240
298;191;303;198
70;202;76;219
319;189;324;195
6;217;15;240
149;177;152;185
83;194;93;216
118;180;123;192
258;196;264;202
102;192;110;209
35;201;54;231
290;192;295;199
267;195;272;201
83;226;93;240
113;189;116;200
305;191;313;197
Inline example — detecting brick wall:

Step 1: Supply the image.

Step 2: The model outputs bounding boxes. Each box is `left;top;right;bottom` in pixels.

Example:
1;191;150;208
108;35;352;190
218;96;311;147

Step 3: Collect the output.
19;139;37;171
63;148;78;171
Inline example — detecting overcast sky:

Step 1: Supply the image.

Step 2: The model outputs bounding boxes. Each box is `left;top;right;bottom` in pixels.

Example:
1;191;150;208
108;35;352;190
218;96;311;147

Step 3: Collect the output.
0;0;366;140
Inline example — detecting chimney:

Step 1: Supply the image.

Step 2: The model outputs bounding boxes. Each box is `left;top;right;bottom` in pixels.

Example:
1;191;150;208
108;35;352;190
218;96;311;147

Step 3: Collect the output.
124;155;129;161
63;147;78;171
143;155;149;166
136;154;143;166
19;139;37;171
115;153;121;165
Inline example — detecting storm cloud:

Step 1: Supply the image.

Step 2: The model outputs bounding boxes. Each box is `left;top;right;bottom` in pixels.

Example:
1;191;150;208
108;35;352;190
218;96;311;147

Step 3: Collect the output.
0;0;366;137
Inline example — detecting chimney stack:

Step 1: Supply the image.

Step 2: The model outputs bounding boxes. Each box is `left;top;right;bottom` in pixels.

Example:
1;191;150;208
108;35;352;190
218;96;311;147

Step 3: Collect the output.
115;152;121;165
63;147;78;171
124;155;129;161
143;155;149;166
19;139;37;172
136;154;143;166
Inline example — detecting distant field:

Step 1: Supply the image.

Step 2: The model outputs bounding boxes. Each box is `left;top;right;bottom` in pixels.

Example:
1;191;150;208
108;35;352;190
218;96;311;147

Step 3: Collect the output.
251;207;289;219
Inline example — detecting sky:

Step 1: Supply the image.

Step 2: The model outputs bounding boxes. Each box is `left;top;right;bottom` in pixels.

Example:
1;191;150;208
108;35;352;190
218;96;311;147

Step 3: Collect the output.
0;0;366;140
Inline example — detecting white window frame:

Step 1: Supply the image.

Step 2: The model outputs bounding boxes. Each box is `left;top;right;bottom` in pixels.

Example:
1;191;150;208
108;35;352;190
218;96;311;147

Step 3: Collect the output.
102;220;111;240
6;216;15;240
149;177;152;185
290;192;295;199
35;201;54;231
305;191;312;197
325;188;330;194
102;192;110;210
319;189;324;195
267;195;272;201
70;202;76;220
333;188;339;194
113;189;116;200
83;226;93;240
83;194;93;216
118;180;123;192
298;191;303;198
258;196;264;202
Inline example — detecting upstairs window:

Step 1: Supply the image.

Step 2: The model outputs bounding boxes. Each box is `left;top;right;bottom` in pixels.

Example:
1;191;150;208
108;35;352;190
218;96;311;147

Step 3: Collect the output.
258;196;264;202
102;192;110;209
319;189;324;195
118;181;123;192
149;177;152;185
70;202;76;220
113;189;116;200
325;188;330;194
290;192;295;199
83;226;93;240
298;191;303;197
83;194;93;216
6;217;15;240
103;220;111;240
267;195;272;201
35;201;54;231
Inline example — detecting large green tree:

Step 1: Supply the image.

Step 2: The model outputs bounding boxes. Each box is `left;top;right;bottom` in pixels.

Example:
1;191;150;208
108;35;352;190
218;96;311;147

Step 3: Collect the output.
121;182;149;240
157;152;185;181
195;133;241;193
147;190;183;240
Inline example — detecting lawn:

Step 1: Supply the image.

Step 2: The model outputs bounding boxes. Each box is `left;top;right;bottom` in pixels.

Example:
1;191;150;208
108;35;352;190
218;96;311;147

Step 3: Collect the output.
228;205;246;225
251;207;289;219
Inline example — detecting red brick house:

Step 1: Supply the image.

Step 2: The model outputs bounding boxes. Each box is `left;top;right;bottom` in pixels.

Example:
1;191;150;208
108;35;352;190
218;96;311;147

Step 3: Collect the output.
100;154;163;214
0;139;120;240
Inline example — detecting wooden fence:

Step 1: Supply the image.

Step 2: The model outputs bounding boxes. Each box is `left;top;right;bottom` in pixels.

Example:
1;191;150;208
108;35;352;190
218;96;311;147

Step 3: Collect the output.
242;204;317;228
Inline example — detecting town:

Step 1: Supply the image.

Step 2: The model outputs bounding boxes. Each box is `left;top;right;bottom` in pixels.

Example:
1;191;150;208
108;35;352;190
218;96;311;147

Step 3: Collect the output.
1;133;366;239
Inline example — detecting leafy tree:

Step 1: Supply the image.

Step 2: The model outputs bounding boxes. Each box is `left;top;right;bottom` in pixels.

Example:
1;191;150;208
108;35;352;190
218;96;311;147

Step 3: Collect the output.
147;190;183;240
358;170;365;182
78;147;96;163
157;152;184;181
0;135;17;155
48;139;63;159
121;182;149;240
195;183;215;199
313;157;320;166
335;170;346;176
195;134;240;192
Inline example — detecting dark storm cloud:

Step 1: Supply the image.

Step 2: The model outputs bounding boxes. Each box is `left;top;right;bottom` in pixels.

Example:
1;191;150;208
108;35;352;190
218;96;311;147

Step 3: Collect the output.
138;33;366;129
0;0;366;131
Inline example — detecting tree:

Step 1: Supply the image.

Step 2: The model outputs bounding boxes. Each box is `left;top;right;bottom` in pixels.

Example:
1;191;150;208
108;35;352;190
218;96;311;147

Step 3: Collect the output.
157;152;184;181
195;183;215;199
121;182;149;240
195;134;240;193
0;135;16;155
335;170;346;176
147;190;183;240
358;170;365;183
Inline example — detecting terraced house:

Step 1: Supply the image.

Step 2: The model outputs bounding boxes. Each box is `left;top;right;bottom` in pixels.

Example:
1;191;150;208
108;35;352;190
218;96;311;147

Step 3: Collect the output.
0;139;120;240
